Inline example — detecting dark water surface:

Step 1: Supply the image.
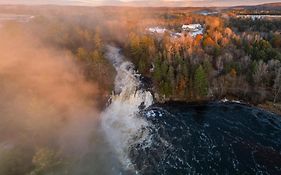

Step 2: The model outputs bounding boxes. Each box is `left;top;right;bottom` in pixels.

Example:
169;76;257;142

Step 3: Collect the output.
129;102;281;175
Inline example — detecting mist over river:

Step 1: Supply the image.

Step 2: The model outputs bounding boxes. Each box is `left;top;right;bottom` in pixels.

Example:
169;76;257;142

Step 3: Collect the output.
101;46;281;175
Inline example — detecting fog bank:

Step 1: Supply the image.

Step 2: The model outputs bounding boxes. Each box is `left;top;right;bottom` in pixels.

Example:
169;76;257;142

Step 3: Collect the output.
0;23;120;174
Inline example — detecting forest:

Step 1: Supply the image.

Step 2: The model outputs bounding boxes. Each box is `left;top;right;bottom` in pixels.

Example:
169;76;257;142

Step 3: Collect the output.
122;8;281;106
0;5;281;175
1;5;279;111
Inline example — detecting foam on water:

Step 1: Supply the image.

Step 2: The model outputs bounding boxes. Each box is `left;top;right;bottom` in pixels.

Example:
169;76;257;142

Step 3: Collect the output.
130;102;281;174
101;46;153;169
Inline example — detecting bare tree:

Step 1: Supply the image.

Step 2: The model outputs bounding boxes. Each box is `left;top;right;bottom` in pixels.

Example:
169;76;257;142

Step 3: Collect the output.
273;68;281;103
253;60;268;86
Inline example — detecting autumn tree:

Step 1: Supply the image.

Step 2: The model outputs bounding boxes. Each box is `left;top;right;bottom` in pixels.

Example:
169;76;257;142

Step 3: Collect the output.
202;36;216;48
271;34;281;48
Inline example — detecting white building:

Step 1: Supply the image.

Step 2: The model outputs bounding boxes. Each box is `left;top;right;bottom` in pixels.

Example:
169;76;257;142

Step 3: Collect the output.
182;24;203;37
147;24;203;38
182;24;202;32
147;27;167;34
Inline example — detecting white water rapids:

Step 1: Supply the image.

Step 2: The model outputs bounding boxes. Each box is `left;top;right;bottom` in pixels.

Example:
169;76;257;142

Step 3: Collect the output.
101;46;153;169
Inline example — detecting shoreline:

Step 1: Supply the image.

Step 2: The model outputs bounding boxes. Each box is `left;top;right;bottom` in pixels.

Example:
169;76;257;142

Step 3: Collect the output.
258;102;281;116
154;95;281;116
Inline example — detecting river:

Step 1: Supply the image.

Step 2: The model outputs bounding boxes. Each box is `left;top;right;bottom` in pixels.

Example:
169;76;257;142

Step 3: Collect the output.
101;46;281;175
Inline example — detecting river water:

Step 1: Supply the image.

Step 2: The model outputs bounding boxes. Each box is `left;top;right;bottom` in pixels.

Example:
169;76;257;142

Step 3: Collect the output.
131;101;281;174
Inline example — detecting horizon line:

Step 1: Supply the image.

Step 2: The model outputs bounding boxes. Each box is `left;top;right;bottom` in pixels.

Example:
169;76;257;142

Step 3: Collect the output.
0;1;280;8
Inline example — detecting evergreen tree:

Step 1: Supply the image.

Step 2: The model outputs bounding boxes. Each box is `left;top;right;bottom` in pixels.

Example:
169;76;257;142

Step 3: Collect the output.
168;65;175;95
153;56;162;82
194;65;208;97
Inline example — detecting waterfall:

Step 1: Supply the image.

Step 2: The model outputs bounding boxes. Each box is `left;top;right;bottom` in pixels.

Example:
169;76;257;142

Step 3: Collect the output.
101;46;153;169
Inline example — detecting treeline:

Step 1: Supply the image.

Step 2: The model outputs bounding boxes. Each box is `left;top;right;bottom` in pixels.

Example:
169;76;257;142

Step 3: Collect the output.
125;16;281;103
229;18;281;33
232;9;281;15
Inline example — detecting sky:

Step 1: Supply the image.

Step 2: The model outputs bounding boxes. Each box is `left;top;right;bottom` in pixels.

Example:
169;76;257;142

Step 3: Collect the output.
0;0;280;7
